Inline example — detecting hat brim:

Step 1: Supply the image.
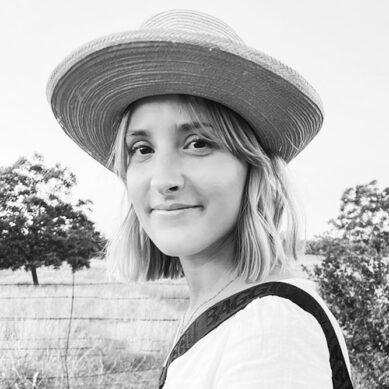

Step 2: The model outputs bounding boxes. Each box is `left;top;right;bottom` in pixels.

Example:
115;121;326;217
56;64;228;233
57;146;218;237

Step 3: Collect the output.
47;30;324;169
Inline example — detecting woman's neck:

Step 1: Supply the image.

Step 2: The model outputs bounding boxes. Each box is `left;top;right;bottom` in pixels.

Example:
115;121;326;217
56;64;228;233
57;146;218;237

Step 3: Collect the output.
180;250;302;319
179;240;238;310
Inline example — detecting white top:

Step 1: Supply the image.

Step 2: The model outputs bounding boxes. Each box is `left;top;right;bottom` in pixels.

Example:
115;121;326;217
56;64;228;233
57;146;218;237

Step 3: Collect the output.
163;278;352;388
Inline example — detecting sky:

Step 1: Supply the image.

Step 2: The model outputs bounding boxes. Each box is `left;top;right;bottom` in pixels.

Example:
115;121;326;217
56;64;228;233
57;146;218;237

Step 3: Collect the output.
1;0;388;239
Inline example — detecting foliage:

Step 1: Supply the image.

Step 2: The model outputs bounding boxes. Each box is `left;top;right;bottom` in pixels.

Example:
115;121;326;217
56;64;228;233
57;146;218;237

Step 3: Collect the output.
305;181;389;388
0;153;106;285
328;180;389;254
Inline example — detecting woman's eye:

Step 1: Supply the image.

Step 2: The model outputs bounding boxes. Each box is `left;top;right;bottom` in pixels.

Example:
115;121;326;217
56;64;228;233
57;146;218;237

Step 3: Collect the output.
186;138;213;150
128;145;153;156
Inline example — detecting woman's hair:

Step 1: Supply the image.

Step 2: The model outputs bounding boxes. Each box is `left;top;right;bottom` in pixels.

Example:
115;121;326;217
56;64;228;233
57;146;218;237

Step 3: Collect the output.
105;94;305;283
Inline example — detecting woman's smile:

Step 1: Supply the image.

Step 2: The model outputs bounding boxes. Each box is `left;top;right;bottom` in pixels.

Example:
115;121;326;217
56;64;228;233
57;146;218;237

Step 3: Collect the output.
151;206;202;219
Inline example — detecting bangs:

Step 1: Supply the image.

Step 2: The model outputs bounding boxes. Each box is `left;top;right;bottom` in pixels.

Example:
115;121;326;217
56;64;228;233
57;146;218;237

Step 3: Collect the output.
174;95;266;165
175;96;223;144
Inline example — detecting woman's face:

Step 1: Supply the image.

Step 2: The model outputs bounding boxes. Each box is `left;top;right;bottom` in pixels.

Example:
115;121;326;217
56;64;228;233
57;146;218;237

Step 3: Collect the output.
125;95;248;258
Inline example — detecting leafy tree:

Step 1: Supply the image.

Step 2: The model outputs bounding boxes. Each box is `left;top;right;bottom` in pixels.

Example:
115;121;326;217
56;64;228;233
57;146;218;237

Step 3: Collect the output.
329;180;389;254
0;153;106;285
305;181;389;388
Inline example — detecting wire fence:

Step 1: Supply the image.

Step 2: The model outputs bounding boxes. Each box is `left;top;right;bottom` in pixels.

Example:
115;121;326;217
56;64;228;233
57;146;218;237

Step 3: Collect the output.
0;275;188;389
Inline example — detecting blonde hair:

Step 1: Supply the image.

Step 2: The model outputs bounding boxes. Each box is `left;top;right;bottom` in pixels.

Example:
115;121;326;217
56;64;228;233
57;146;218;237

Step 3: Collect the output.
105;94;305;282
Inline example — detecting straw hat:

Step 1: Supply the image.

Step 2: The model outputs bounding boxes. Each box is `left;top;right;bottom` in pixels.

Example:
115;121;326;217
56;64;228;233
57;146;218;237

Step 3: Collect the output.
46;9;324;169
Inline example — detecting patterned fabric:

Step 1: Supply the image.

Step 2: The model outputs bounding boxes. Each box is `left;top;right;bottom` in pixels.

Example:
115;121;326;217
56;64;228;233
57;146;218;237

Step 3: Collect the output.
159;281;354;389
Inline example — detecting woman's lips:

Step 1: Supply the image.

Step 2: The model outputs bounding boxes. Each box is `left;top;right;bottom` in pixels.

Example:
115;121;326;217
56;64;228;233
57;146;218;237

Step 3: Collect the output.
152;206;202;216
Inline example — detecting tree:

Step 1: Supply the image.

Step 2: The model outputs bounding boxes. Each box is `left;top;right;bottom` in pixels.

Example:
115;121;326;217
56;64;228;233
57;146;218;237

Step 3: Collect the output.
329;180;389;254
305;181;389;388
0;153;106;285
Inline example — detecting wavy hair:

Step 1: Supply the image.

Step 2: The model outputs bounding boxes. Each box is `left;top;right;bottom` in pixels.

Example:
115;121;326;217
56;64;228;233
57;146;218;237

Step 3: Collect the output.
105;94;305;282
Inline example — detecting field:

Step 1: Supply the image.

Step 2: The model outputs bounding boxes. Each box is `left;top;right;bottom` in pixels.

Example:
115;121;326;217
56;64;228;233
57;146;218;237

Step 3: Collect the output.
0;259;190;389
0;257;318;389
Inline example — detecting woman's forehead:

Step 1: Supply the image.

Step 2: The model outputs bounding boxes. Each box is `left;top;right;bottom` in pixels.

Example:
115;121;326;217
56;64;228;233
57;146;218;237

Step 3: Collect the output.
129;94;211;125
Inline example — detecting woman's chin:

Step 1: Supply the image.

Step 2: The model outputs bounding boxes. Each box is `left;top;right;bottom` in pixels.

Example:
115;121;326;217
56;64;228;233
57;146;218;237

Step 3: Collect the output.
153;239;201;258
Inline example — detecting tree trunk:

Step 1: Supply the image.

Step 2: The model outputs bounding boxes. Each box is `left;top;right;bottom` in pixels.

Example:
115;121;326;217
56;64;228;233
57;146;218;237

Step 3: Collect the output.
31;266;39;286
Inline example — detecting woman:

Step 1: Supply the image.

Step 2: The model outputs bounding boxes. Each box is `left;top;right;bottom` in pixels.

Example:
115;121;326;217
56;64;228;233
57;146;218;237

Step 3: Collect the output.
47;9;354;388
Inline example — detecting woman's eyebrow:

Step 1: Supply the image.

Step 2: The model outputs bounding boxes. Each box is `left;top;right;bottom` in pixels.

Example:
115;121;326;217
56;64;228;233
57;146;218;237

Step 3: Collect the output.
126;121;212;138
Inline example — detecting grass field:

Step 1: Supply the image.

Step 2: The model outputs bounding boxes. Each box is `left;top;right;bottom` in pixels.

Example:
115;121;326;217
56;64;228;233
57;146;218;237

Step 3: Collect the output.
0;257;318;389
0;259;190;389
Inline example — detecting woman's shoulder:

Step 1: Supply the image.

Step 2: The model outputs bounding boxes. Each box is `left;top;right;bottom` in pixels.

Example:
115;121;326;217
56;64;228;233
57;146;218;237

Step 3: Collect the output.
230;276;339;341
228;276;352;373
211;278;340;388
234;276;333;322
231;277;324;331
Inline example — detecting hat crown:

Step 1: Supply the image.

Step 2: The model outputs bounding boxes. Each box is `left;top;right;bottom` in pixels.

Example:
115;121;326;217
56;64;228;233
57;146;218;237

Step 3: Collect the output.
140;9;244;44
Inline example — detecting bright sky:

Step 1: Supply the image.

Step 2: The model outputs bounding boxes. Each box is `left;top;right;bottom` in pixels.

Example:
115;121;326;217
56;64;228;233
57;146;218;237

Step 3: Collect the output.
1;0;388;239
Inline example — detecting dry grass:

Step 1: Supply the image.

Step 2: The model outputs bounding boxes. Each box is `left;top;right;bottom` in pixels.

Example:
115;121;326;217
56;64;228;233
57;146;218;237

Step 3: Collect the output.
0;259;189;389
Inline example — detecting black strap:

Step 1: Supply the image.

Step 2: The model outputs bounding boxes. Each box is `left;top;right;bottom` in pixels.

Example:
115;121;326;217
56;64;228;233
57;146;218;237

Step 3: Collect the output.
159;281;354;388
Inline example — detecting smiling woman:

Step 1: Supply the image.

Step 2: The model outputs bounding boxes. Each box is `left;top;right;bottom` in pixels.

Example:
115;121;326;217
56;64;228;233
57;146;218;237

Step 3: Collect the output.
46;9;354;389
105;93;300;286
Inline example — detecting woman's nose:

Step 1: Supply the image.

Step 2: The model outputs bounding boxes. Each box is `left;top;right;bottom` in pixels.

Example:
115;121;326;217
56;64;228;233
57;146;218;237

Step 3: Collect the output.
150;152;185;195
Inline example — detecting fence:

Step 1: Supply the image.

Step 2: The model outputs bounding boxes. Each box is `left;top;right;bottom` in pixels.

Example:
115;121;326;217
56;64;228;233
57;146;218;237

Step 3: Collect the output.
0;266;190;389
